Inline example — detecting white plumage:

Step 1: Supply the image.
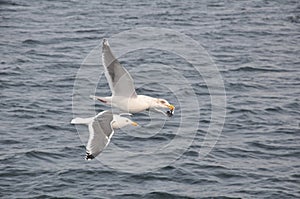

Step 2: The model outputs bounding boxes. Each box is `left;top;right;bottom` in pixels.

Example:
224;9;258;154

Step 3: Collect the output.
71;110;138;160
90;39;175;116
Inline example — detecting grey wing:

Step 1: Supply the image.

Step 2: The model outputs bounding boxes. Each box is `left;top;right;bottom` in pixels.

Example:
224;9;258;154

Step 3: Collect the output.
86;111;114;159
102;39;137;98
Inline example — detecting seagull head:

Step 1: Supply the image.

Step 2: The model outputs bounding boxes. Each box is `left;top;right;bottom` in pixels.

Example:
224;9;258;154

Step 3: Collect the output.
112;114;138;129
154;98;175;112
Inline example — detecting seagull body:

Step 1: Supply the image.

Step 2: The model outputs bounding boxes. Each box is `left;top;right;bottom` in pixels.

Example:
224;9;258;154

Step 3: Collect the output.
90;39;175;115
91;95;164;113
71;110;138;160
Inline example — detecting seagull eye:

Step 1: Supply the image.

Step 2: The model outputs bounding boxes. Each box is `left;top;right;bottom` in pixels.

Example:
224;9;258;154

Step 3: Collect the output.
160;100;166;104
126;120;129;122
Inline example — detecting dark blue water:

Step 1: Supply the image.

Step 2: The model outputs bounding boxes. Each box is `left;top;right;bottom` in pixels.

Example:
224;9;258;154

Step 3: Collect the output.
1;0;299;198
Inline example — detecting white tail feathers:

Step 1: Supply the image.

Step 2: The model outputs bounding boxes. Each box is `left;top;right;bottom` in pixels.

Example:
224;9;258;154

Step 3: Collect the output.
71;117;93;125
89;95;97;101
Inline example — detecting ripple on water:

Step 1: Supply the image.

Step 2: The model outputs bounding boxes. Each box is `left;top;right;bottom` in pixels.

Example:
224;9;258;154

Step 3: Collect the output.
1;0;299;198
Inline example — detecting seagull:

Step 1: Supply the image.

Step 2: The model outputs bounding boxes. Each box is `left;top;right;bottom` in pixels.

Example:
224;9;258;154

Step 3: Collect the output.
90;39;175;116
71;110;138;160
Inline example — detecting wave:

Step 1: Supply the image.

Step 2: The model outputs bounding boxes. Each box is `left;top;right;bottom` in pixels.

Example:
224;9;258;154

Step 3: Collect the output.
26;124;62;131
228;66;290;72
247;141;297;151
116;192;194;199
25;150;65;161
0;0;28;6
22;39;43;45
264;106;285;113
0;139;21;145
227;82;268;90
287;15;300;23
75;28;101;33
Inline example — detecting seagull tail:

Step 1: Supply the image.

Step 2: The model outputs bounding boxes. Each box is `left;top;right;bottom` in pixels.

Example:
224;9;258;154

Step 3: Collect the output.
89;95;98;101
71;117;93;125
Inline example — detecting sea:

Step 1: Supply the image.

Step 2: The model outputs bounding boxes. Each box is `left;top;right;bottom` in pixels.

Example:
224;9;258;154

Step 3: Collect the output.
1;0;299;198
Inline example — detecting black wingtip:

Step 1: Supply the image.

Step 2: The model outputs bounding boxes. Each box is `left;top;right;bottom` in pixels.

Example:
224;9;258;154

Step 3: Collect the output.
85;152;95;160
102;39;109;46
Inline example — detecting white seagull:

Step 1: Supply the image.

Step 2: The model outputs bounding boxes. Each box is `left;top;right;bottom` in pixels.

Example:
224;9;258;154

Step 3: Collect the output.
90;39;175;116
71;110;138;160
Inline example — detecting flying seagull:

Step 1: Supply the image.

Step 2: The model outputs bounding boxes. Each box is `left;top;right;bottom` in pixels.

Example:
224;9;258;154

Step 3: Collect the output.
71;110;138;160
90;39;175;116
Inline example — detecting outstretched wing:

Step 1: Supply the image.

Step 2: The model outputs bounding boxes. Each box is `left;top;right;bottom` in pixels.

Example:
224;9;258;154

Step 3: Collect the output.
85;111;114;159
102;39;137;98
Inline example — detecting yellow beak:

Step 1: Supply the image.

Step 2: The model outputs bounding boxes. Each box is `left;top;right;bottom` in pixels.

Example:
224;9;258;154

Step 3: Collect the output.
131;122;138;126
168;104;175;111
